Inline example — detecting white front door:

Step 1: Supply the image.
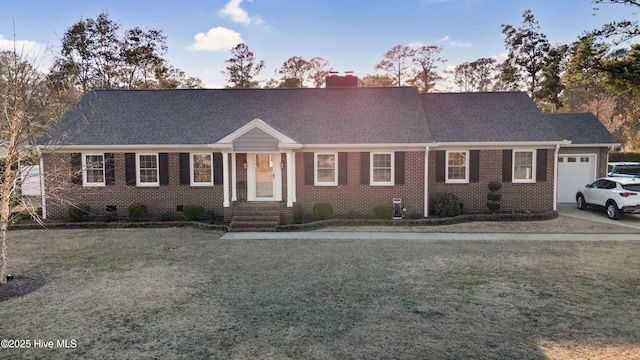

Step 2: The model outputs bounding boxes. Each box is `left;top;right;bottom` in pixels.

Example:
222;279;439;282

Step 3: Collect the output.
247;153;281;201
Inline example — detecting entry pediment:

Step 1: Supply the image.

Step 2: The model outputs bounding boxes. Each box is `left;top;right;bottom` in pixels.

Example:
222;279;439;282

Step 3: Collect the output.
217;119;298;152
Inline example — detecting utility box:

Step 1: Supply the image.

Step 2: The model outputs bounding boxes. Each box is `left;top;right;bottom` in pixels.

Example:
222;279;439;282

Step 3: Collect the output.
392;198;404;219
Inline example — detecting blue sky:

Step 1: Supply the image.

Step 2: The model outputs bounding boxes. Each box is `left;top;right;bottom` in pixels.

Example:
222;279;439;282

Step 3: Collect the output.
1;0;635;89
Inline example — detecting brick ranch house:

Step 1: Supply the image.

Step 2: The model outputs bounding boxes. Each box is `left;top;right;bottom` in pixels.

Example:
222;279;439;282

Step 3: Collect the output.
37;75;617;225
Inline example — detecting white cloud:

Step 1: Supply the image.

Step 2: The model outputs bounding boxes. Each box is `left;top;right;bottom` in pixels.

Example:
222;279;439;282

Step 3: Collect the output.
219;0;264;25
191;27;243;51
0;35;48;59
450;41;472;47
438;36;451;43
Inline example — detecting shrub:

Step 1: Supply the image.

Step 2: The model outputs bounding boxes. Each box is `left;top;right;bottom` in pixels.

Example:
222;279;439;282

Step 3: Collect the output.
313;203;333;221
487;193;501;202
487;202;501;213
183;204;205;221
293;204;305;224
68;204;90;222
345;210;362;219
372;204;394;219
128;202;148;222
609;151;640;162
433;193;461;217
488;180;502;192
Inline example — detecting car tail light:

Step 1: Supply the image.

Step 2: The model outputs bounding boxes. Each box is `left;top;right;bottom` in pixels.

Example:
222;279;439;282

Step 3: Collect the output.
620;192;637;197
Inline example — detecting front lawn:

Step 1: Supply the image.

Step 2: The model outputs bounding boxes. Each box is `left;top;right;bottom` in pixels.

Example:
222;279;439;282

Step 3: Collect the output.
1;228;639;359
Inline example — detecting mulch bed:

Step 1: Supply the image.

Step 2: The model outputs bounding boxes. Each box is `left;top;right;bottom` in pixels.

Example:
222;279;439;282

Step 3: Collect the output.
0;275;45;302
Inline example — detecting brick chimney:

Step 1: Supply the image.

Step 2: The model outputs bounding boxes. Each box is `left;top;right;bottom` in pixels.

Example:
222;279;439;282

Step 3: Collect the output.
326;71;358;88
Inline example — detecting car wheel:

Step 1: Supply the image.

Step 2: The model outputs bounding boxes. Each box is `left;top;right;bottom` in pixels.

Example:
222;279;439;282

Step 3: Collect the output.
576;194;587;210
606;201;621;220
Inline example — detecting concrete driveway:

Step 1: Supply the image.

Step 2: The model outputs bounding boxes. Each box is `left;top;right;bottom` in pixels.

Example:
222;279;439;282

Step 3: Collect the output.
557;202;640;230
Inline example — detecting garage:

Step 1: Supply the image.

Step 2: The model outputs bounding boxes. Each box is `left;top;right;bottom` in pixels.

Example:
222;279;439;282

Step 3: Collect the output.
557;155;597;203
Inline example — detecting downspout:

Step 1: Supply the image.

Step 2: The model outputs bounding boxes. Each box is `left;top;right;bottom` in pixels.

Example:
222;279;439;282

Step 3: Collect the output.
553;143;560;212
38;148;46;219
424;145;429;217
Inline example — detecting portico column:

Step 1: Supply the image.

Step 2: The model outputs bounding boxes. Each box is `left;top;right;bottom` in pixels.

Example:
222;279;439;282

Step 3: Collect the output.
231;153;237;202
424;146;429;217
223;152;230;207
286;150;294;207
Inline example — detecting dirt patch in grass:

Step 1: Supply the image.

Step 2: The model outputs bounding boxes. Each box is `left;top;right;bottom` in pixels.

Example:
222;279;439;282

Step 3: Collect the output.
0;275;45;302
1;228;640;359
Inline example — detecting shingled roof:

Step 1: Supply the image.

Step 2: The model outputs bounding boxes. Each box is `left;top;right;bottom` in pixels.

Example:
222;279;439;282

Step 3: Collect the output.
42;87;432;146
544;113;618;145
41;87;615;148
421;92;565;143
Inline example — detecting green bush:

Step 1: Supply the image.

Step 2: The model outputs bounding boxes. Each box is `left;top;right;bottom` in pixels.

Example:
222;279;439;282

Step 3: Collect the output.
487;193;501;202
345;210;362;219
128;202;148;222
313;203;333;221
609;152;640;162
183;204;205;221
487;202;501;213
488;180;502;192
68;204;90;222
293;204;305;224
433;193;461;217
372;204;394;219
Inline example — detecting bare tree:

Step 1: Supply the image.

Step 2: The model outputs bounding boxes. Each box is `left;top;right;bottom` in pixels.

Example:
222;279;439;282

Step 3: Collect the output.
0;48;65;284
410;45;446;92
375;44;416;87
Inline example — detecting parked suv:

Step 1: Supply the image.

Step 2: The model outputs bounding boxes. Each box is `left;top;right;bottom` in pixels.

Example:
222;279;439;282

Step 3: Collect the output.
576;177;640;219
607;162;640;178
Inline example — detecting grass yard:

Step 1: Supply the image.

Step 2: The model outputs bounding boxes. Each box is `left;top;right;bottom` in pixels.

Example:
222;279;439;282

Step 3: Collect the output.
1;228;639;359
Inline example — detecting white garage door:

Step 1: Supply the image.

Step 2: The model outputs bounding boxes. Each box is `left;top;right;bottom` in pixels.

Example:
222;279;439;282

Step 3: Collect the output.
557;155;596;203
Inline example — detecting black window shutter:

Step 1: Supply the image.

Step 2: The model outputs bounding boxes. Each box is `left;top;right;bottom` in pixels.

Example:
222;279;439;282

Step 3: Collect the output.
395;151;405;185
71;153;82;185
104;153;115;185
470;150;480;183
159;153;169;185
303;152;314;185
338;152;348;185
502;150;512;182
179;153;190;185
125;153;136;186
435;150;445;183
360;152;370;184
213;152;224;185
536;149;548;182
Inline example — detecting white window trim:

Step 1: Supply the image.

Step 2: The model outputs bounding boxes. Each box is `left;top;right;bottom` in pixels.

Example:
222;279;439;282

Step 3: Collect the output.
82;153;106;187
370;152;394;186
445;150;469;184
314;152;338;186
136;153;159;187
513;149;536;183
190;153;214;187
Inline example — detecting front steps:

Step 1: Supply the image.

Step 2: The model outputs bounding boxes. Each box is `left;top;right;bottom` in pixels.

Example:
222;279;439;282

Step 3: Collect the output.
229;202;281;232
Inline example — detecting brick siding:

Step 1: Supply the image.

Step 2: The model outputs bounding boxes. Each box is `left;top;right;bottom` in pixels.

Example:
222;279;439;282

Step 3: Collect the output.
43;148;572;222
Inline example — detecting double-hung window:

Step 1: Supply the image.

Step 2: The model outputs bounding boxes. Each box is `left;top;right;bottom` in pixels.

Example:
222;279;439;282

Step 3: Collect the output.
191;153;213;186
371;152;394;186
315;153;337;186
83;154;105;186
513;150;535;183
137;153;159;186
446;151;468;183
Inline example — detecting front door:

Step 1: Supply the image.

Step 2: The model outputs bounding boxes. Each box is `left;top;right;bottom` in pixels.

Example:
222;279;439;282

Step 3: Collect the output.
247;153;281;201
255;154;274;198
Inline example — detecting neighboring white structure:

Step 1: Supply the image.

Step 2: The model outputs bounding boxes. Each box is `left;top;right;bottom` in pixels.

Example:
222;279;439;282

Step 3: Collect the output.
20;165;42;196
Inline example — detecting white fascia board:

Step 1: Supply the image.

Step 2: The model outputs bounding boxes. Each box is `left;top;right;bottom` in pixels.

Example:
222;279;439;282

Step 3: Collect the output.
46;144;234;152
560;143;620;148
431;140;570;149
298;143;436;152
